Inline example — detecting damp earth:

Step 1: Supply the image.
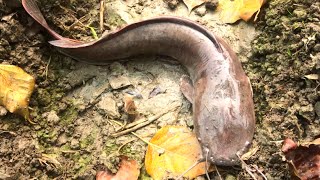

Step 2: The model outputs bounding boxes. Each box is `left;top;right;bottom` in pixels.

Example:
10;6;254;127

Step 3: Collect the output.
0;0;319;179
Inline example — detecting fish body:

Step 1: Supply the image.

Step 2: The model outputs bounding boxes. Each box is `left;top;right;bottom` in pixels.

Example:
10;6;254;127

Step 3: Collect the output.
22;0;255;166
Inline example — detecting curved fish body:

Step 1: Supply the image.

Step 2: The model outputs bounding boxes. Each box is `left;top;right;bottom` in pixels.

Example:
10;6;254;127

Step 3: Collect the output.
22;0;255;166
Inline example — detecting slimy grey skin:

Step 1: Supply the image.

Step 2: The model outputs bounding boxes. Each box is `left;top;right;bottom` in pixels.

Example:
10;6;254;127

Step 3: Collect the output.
22;0;255;166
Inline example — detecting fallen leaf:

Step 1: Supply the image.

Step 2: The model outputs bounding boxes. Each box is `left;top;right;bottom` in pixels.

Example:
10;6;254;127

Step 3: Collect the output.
124;95;137;115
0;65;35;121
145;126;207;180
282;138;320;180
218;0;265;23
182;0;206;12
123;94;139;122
96;156;140;180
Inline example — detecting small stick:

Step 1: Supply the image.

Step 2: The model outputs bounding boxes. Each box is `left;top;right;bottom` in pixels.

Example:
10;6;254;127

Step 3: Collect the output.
0;130;17;136
111;104;180;137
215;165;222;180
123;117;148;129
45;56;51;80
100;0;105;32
252;165;268;180
176;160;202;179
117;139;136;153
205;149;211;180
237;154;259;180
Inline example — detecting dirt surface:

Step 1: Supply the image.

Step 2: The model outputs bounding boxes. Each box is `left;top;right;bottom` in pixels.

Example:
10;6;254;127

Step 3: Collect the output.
0;0;319;179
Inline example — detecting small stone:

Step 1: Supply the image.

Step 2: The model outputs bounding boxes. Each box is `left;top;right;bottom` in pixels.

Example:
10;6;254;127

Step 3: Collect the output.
96;93;120;118
299;104;315;120
33;125;42;130
163;0;180;9
0;106;7;116
205;0;218;11
47;111;60;124
56;133;68;146
110;62;127;76
293;8;307;19
108;75;131;89
194;6;207;17
108;62;131;89
70;139;80;149
313;44;320;52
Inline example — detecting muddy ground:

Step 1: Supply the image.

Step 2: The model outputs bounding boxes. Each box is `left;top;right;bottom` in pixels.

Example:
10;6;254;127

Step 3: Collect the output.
0;0;319;179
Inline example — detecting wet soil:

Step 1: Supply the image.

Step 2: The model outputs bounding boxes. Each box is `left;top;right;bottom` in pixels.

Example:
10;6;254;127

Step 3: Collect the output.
0;0;319;179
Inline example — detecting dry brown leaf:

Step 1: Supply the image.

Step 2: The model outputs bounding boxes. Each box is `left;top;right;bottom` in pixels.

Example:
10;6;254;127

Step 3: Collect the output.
0;65;35;121
96;156;140;180
183;0;206;12
145;126;207;180
282;138;320;180
123;94;138;122
218;0;264;23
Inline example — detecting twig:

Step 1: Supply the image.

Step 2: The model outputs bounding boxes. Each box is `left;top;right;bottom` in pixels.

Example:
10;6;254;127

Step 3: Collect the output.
45;57;51;80
237;154;267;180
117;139;136;153
215;165;222;180
123;117;148;129
252;165;268;180
100;0;105;32
176;160;201;179
0;130;17;136
111;104;180;137
205;150;211;180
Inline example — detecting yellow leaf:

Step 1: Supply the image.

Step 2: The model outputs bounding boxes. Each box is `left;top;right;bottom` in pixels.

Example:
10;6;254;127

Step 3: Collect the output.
145;126;207;180
0;65;35;120
183;0;206;12
218;0;264;23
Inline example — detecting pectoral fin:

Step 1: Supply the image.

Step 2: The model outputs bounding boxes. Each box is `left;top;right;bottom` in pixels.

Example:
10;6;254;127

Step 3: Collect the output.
180;75;194;103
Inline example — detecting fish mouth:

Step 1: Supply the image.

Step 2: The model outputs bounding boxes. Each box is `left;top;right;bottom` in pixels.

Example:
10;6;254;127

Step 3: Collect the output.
204;141;252;166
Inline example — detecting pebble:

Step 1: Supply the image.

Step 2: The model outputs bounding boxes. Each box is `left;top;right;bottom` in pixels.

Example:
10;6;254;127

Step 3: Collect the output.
108;75;131;89
0;106;7;116
313;44;320;52
299;104;315;120
56;133;68;146
163;0;180;9
47;111;60;124
96;93;120;118
194;6;207;17
293;8;307;19
314;101;320;117
70;139;80;149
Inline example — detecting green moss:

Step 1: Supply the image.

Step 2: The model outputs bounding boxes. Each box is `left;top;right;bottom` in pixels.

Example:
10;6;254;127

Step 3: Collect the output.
37;129;58;145
103;138;118;153
79;134;94;149
105;7;126;27
61;144;72;151
37;88;52;106
60;105;78;126
74;155;92;175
